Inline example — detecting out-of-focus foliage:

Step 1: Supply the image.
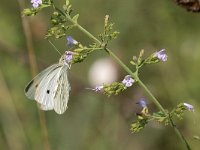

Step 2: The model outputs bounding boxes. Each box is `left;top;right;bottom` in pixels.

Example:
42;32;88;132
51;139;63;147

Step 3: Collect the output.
0;0;200;150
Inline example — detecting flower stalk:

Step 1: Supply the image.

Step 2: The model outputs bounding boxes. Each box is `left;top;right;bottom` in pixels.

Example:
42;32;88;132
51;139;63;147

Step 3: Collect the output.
57;9;191;150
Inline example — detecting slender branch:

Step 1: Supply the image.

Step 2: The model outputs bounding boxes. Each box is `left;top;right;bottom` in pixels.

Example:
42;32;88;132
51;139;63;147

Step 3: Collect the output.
169;117;192;150
65;15;101;44
65;11;166;113
67;20;158;109
64;12;137;78
137;79;166;112
49;4;191;150
60;10;191;150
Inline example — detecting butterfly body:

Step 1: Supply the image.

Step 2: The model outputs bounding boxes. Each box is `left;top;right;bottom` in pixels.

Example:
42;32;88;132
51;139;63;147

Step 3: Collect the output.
25;54;70;114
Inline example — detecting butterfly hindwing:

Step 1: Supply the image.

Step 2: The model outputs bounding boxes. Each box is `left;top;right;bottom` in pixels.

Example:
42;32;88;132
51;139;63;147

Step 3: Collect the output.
54;66;70;114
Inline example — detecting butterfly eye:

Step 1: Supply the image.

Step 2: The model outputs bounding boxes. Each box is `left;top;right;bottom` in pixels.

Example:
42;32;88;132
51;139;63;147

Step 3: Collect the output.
47;90;50;94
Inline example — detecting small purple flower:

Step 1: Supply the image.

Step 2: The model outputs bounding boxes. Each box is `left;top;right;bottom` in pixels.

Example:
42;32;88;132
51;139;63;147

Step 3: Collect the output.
155;49;168;62
67;36;78;46
94;85;104;92
184;103;194;112
122;75;135;87
31;0;42;8
85;85;104;92
137;98;147;108
65;51;74;64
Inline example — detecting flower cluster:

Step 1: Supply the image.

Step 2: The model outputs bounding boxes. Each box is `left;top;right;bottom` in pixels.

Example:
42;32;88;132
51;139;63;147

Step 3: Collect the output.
94;85;104;92
65;36;101;64
67;36;78;46
131;101;195;133
154;49;168;62
137;98;147;108
183;102;194;112
65;36;78;64
130;49;168;75
89;75;135;96
65;51;74;64
31;0;42;8
122;75;135;87
131;98;149;133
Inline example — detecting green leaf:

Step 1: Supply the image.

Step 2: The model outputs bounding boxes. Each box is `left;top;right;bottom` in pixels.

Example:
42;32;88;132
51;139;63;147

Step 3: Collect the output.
130;60;136;66
72;14;79;23
66;0;70;6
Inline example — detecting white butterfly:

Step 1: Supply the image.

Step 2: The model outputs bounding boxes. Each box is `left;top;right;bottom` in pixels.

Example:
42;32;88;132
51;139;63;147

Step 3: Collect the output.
25;53;71;114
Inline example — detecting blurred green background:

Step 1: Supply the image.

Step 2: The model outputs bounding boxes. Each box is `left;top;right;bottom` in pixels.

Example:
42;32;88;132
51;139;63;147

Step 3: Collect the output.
0;0;200;150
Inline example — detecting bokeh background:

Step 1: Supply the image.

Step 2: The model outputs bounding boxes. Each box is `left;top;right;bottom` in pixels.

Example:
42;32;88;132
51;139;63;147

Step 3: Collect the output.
0;0;200;150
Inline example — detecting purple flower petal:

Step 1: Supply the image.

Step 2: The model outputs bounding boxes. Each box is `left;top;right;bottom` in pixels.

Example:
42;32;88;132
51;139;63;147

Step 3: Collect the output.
122;75;135;87
94;85;104;92
155;49;168;62
67;36;78;46
31;0;42;8
183;103;194;112
32;2;39;8
137;98;147;108
65;51;74;63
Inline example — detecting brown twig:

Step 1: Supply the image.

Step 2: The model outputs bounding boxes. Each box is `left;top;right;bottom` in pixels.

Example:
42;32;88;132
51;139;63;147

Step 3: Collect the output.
17;1;51;150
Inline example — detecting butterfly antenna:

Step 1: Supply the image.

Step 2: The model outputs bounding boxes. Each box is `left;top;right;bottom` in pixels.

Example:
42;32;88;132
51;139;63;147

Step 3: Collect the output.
48;39;62;56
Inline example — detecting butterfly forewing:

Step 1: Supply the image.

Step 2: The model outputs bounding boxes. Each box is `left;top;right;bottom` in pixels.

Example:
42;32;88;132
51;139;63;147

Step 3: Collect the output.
25;64;58;100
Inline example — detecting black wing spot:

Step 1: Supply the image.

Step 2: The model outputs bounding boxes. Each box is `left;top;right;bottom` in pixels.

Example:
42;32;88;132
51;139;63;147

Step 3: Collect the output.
25;80;34;93
47;90;50;94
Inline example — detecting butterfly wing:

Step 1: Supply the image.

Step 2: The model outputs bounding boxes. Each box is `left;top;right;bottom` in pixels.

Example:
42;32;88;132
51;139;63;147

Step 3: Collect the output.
34;65;63;111
25;64;58;100
53;65;70;114
25;64;63;111
25;63;70;114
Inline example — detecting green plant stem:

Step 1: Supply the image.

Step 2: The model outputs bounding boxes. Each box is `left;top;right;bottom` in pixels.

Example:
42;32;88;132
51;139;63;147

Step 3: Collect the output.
65;14;168;113
68;19;191;150
169;117;191;150
137;79;166;112
53;6;191;150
